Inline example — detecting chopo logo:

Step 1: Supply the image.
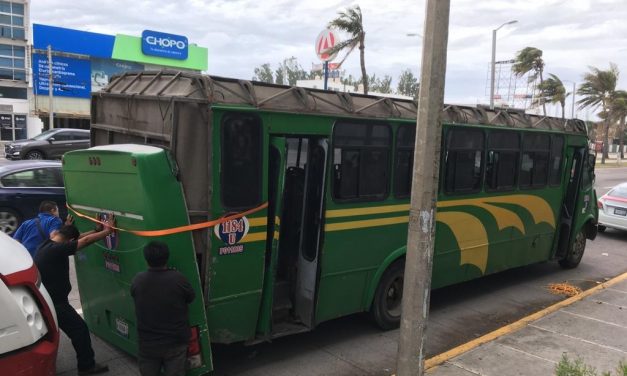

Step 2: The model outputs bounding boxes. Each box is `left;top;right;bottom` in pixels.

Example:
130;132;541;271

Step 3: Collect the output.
214;217;249;245
97;213;118;250
145;36;186;49
141;30;189;60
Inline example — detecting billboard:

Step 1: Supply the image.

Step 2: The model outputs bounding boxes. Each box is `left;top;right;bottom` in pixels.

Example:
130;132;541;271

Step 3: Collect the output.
33;54;91;98
91;58;144;92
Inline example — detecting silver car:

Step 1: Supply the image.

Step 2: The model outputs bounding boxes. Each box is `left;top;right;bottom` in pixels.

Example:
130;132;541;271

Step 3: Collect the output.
598;182;627;232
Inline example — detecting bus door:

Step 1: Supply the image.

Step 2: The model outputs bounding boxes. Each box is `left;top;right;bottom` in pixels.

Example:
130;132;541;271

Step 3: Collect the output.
265;137;327;334
556;146;586;258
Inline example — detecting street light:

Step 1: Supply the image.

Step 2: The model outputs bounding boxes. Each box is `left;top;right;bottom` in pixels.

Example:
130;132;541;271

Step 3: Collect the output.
490;20;518;110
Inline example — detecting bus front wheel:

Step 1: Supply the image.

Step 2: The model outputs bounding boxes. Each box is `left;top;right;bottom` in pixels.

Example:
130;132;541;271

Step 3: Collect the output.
559;230;586;269
371;260;405;330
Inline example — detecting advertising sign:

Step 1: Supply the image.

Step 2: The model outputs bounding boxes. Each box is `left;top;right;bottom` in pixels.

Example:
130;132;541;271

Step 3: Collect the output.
33;54;91;98
141;30;188;60
315;29;339;62
91;58;144;92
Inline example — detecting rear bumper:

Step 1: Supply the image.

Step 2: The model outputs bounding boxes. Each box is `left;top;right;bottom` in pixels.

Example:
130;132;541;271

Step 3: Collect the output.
0;335;58;376
599;211;627;231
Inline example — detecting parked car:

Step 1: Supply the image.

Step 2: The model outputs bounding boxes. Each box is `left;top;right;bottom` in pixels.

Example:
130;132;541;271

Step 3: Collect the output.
4;128;90;160
0;231;59;375
0;161;66;235
598;182;627;232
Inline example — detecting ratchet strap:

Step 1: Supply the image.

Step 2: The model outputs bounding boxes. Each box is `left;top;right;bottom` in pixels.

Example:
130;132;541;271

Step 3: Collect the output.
67;202;268;237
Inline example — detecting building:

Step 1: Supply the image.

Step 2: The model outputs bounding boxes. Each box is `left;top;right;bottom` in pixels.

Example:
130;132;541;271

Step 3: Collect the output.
297;75;414;100
30;24;208;137
0;0;33;142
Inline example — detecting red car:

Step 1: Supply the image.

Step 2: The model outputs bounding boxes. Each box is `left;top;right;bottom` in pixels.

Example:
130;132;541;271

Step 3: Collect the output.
0;232;59;375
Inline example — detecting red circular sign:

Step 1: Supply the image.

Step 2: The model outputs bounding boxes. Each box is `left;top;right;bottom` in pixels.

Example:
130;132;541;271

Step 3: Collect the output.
315;29;339;62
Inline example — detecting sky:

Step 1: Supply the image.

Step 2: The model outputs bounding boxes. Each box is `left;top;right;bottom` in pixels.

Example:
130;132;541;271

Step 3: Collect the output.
31;0;627;120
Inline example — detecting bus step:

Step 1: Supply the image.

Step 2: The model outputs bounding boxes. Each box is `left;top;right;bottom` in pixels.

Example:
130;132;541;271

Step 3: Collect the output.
273;280;292;311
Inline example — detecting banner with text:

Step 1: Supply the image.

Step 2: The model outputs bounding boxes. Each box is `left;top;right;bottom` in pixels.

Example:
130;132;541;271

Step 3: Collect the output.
33;54;91;98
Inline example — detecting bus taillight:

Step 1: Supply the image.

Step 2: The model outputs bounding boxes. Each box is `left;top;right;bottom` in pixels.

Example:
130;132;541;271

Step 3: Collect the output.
186;326;202;369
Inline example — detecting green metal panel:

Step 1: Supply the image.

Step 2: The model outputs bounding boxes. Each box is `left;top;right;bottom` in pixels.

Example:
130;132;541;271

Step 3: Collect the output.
111;34;208;70
63;145;213;375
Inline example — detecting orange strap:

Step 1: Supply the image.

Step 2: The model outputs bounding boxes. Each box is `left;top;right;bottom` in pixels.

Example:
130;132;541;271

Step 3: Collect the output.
67;202;268;237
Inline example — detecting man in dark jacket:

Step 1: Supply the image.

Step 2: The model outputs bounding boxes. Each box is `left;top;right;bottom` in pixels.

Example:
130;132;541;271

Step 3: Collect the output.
34;220;114;375
131;241;195;376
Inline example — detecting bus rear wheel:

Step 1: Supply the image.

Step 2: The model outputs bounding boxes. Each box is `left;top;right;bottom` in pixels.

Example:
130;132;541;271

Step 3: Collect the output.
559;230;586;269
371;260;404;330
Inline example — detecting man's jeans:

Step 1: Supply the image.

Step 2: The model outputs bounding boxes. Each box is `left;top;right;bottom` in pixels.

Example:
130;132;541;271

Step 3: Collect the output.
138;344;188;376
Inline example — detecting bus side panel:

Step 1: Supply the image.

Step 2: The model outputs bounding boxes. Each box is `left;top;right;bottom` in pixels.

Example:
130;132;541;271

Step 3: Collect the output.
64;149;213;374
205;109;269;344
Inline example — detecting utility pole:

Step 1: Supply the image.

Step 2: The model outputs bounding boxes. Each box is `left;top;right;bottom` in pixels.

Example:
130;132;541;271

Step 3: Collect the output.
47;45;54;129
396;0;450;375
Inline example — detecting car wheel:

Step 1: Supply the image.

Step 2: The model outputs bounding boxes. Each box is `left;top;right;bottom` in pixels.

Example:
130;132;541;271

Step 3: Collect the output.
0;208;20;235
598;225;606;233
25;150;45;160
371;260;405;330
559;230;586;269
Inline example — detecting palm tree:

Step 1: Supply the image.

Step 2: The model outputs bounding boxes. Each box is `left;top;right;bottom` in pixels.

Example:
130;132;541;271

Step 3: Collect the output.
610;90;627;160
577;63;619;164
328;5;368;94
512;47;546;115
533;73;568;119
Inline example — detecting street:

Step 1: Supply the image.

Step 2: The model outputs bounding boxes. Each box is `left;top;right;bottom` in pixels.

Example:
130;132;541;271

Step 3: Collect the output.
53;167;627;376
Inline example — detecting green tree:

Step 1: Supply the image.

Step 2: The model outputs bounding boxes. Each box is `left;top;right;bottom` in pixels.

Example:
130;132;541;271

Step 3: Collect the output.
577;63;619;163
610;90;627;159
328;5;368;94
397;69;419;97
534;73;568;119
253;63;274;83
512;47;546;115
368;74;392;94
275;57;308;86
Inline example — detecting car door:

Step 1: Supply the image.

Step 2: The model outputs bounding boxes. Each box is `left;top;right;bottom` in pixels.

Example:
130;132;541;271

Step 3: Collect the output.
47;131;73;158
72;131;90;150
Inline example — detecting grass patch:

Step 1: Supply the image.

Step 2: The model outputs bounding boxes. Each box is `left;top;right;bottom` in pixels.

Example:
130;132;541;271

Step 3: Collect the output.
555;354;627;376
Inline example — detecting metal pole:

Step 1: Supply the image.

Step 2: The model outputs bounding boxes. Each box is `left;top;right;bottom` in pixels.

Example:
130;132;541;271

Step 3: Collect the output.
490;29;496;109
396;0;450;375
47;45;53;129
323;61;329;90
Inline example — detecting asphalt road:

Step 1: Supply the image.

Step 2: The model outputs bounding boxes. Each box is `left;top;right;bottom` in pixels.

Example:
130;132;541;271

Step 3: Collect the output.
52;167;627;376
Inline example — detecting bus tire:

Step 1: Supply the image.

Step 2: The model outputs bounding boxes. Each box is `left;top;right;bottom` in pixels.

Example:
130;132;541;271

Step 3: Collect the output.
371;260;404;330
559;230;586;269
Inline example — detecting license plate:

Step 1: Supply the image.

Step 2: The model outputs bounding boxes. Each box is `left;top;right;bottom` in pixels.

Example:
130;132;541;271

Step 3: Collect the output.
615;208;627;216
115;318;129;337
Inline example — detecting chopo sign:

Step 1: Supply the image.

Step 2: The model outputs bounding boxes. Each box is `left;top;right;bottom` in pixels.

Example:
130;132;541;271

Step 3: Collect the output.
214;217;250;245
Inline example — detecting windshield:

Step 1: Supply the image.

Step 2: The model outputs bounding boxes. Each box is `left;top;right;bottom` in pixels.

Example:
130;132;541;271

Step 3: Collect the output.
609;185;627;199
31;129;58;141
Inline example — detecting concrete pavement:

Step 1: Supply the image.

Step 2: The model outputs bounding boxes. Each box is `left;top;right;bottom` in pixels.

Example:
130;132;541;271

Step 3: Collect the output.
426;273;627;376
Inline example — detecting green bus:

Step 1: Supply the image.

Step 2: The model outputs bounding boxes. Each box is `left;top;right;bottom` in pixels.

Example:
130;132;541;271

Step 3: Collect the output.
62;71;598;374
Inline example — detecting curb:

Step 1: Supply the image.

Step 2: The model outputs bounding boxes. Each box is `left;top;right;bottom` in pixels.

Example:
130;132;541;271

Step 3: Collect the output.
424;271;627;371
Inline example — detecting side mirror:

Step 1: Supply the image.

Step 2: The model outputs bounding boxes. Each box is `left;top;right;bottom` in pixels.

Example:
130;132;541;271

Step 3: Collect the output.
48;137;55;143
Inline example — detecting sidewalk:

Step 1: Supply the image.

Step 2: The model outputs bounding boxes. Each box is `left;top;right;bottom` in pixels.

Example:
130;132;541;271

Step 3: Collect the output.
426;273;627;376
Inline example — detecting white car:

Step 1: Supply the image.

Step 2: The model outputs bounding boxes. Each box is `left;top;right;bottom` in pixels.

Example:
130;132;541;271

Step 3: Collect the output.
598;182;627;232
0;231;59;375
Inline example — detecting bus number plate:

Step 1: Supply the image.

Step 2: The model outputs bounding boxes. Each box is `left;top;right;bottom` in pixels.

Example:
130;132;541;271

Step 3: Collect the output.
115;318;129;337
615;208;627;216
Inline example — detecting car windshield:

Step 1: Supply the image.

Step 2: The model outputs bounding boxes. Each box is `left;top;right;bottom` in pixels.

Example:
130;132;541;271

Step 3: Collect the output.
609;185;627;199
31;129;58;141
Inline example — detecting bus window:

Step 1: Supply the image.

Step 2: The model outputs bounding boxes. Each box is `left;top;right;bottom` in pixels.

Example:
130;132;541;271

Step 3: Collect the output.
485;130;519;191
221;113;262;210
333;122;391;201
444;128;484;194
519;133;550;189
549;135;564;186
394;125;416;198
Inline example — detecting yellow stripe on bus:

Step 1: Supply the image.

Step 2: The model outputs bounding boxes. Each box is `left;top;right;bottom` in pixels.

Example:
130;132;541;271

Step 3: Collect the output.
326;204;410;218
240;232;267;243
325;216;409;232
248;217;268;227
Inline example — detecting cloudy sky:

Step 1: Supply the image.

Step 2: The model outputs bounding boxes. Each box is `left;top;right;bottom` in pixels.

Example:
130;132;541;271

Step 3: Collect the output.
32;0;627;119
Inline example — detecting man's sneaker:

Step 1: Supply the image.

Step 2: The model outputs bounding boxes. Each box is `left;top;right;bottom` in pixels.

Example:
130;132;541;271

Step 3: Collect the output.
78;363;109;375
